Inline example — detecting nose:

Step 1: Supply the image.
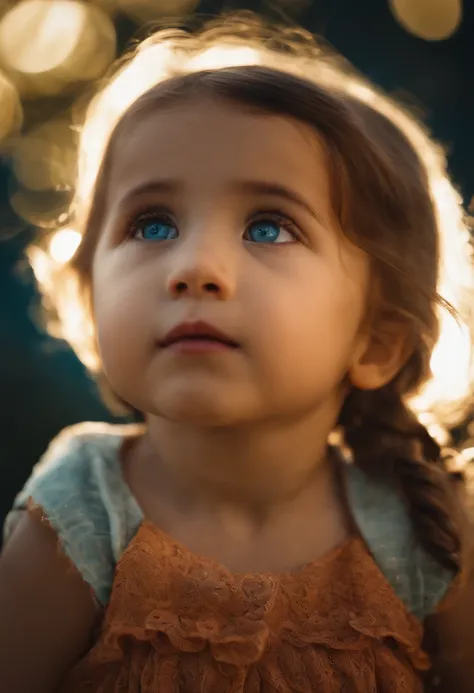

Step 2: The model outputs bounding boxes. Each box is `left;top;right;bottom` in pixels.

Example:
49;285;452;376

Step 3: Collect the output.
166;234;237;300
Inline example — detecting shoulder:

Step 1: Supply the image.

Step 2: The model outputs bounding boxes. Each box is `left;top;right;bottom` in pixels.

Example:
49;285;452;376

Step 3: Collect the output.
4;421;143;606
17;420;135;482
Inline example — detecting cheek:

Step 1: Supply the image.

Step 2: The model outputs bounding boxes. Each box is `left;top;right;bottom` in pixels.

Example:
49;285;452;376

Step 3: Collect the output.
247;261;366;382
92;255;155;381
254;257;364;336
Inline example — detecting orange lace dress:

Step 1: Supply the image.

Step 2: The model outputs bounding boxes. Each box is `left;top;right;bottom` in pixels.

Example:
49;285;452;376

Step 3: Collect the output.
5;424;453;692
60;521;429;693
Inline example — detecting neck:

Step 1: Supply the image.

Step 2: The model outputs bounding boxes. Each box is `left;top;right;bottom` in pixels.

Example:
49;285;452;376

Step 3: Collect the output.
139;406;339;516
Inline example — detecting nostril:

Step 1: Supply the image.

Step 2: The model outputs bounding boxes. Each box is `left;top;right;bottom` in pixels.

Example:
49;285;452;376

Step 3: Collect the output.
170;280;221;295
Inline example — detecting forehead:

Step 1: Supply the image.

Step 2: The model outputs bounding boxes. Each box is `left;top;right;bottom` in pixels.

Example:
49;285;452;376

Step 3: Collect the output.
105;97;331;207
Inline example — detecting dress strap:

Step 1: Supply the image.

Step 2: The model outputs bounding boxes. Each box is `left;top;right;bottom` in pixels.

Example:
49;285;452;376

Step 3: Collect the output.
343;459;455;620
3;423;143;606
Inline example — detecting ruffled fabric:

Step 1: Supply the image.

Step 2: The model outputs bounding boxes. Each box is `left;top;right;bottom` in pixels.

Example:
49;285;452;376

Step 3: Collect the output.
61;522;430;693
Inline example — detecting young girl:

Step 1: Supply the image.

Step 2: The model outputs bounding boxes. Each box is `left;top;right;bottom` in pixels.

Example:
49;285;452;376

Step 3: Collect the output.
1;13;474;693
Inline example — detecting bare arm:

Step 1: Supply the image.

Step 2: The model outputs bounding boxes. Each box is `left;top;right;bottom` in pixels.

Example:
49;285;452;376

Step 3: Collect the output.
0;511;99;693
428;577;474;692
429;477;474;692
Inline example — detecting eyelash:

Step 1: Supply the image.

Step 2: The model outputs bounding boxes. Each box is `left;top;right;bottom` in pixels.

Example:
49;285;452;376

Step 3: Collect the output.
127;207;175;238
246;211;300;242
126;207;301;241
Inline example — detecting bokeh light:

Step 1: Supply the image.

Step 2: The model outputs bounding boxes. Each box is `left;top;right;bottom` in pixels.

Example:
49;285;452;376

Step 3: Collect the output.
0;0;87;75
10;189;71;230
0;71;22;142
89;0;119;13
0;0;116;95
390;0;462;41
49;228;81;264
117;0;199;23
13;118;76;192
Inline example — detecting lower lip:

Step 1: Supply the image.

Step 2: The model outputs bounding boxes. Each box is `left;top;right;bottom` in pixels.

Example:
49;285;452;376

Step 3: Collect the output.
163;339;238;354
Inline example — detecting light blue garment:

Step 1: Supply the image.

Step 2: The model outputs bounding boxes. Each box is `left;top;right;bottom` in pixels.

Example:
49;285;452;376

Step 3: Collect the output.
4;422;454;617
345;461;454;619
4;423;143;606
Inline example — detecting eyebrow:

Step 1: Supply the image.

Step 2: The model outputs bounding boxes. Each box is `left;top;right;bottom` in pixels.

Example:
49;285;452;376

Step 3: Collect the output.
236;181;324;224
116;179;324;224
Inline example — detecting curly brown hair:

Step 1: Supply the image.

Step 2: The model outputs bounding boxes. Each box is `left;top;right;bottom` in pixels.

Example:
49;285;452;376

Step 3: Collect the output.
29;14;474;575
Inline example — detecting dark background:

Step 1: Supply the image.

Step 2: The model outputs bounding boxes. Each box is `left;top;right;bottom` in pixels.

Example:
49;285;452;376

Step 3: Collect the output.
1;0;473;528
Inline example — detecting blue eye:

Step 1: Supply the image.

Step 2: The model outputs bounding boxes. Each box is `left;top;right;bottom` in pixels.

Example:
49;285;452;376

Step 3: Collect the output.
246;218;296;244
133;216;178;241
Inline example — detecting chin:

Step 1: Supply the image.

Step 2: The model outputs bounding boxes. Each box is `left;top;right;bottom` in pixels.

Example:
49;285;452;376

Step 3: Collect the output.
150;384;255;428
158;400;244;427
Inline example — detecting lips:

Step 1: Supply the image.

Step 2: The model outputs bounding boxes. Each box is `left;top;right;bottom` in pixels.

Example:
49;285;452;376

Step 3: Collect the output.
159;321;239;348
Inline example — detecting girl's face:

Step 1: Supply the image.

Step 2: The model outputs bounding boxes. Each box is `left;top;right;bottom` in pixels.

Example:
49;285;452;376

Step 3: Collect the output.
92;98;372;426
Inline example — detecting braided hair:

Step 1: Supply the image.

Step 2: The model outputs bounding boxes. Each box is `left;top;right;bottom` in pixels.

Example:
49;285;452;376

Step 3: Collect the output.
339;384;462;574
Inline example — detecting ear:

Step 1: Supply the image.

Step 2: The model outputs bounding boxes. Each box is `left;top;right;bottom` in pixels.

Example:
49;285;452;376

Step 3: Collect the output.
348;318;414;391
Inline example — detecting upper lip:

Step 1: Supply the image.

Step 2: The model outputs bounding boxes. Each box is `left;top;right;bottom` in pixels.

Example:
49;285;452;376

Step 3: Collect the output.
159;321;239;347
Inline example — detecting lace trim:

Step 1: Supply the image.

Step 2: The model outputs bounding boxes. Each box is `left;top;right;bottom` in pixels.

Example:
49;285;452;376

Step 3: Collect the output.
62;523;429;693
